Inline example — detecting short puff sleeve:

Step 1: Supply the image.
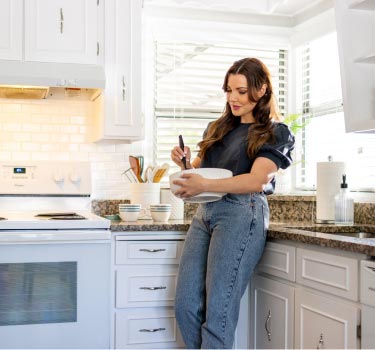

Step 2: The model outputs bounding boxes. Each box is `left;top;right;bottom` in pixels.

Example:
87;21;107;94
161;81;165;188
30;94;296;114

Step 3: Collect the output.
256;123;295;170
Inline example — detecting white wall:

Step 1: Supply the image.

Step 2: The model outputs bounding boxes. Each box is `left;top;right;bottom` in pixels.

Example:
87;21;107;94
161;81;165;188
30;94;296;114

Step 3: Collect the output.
0;98;145;199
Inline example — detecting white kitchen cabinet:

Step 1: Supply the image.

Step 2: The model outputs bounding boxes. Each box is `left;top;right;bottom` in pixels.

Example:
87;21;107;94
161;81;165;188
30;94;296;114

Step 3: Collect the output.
0;0;101;65
251;241;362;349
295;289;359;349
0;0;23;60
335;0;375;132
250;275;295;349
24;0;100;64
112;232;186;349
90;0;143;142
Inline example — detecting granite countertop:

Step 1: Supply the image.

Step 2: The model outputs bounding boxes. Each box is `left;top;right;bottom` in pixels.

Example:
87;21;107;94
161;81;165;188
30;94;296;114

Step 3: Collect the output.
109;219;375;256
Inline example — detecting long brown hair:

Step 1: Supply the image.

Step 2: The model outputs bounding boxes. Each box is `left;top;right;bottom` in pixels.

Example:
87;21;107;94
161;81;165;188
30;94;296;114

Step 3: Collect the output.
198;57;281;159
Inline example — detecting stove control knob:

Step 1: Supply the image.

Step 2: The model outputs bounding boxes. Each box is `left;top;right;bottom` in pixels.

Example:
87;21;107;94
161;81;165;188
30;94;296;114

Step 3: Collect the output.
69;173;81;184
53;174;64;184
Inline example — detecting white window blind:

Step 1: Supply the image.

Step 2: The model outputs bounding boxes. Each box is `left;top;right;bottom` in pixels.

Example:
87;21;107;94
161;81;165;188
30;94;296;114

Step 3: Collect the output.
295;32;375;191
154;42;288;177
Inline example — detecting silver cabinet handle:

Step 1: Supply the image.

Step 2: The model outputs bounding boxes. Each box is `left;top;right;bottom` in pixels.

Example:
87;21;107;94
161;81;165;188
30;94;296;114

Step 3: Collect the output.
139;328;166;332
265;310;271;341
122;76;126;101
367;266;375;272
139;248;166;253
369;287;375;292
140;286;167;290
60;8;64;33
317;333;324;349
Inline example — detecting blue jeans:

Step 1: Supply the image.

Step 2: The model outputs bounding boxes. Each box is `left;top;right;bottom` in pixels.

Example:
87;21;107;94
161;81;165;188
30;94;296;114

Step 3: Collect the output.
175;193;269;349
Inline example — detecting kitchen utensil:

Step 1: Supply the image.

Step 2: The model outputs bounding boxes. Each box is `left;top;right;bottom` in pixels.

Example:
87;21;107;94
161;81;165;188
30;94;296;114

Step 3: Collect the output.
179;135;187;170
137;155;144;179
129;156;143;183
145;165;154;183
169;168;233;203
123;167;140;183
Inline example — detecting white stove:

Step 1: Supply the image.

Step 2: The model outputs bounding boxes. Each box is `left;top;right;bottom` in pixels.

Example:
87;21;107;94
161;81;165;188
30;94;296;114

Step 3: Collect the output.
0;161;111;349
0;210;110;231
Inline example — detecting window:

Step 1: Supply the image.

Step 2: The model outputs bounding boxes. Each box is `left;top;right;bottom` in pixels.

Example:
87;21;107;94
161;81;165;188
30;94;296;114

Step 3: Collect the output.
153;42;288;177
295;32;375;191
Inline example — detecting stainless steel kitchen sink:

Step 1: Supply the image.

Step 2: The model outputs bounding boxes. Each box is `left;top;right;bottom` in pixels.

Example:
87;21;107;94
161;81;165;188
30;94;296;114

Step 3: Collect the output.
287;225;375;239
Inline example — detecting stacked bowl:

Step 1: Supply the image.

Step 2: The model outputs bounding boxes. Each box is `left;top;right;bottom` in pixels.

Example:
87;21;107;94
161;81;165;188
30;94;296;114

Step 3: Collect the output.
119;203;142;221
150;204;172;222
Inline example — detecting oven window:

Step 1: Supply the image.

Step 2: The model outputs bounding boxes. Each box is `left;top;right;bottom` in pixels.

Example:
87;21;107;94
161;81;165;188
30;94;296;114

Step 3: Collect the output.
0;262;77;326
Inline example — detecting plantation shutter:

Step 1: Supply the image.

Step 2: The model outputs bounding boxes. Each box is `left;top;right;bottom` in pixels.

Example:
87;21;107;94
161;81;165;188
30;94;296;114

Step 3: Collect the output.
154;42;288;178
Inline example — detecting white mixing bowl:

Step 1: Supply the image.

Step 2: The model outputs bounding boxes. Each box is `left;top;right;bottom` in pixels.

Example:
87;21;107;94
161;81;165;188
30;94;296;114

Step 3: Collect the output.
169;168;233;203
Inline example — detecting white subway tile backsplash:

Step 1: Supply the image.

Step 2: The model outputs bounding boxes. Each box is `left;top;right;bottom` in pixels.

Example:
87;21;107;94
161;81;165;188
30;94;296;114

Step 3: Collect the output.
0;98;142;198
2;104;22;113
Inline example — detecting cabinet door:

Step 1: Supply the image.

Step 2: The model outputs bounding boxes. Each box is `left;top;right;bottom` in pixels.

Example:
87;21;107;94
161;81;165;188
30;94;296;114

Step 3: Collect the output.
250;275;294;349
295;289;358;349
100;0;143;141
0;0;22;60
24;0;98;64
335;0;375;132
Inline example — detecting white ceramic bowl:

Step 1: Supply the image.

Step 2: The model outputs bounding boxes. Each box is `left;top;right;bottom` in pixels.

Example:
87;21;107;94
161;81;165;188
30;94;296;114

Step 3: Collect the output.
169;168;233;203
150;210;171;222
119;210;140;222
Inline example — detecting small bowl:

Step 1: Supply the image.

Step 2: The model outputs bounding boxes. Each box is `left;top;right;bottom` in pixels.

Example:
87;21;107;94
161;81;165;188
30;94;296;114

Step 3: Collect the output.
169;168;233;203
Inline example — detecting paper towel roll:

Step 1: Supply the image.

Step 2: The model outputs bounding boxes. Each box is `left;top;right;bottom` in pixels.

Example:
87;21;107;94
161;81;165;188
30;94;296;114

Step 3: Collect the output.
160;188;184;220
316;161;346;223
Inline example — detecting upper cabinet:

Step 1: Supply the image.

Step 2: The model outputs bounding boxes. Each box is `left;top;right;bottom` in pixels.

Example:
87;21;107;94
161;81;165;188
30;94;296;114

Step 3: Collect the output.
90;0;143;142
25;0;100;64
0;0;102;65
0;0;23;60
334;0;375;132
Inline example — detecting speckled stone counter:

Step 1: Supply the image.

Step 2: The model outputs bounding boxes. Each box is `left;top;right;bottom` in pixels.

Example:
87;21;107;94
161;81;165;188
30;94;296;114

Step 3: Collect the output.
109;219;375;256
267;222;375;256
109;219;191;232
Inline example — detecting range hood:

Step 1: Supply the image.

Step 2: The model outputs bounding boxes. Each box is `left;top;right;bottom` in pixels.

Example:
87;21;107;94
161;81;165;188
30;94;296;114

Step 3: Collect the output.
0;60;105;99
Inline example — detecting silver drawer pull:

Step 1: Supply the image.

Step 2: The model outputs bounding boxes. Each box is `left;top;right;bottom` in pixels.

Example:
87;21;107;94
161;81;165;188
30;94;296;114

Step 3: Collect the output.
367;266;375;272
140;286;167;290
139;248;166;253
265;310;271;341
369;287;375;292
139;327;166;333
317;333;324;349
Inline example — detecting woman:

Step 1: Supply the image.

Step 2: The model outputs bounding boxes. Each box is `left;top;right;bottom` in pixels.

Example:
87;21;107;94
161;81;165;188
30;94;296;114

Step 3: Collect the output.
171;57;295;349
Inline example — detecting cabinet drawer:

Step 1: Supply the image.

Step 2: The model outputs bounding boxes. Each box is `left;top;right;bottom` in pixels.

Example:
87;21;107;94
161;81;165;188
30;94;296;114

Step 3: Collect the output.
116;240;184;265
256;242;296;282
116;266;178;308
115;308;184;349
296;248;358;301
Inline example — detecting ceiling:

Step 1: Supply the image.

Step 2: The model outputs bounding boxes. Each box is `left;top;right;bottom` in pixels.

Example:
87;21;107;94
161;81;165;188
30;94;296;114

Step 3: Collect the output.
144;0;332;18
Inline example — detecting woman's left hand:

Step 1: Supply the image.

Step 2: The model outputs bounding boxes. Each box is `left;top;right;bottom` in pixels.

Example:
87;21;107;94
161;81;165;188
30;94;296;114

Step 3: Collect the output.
173;173;207;198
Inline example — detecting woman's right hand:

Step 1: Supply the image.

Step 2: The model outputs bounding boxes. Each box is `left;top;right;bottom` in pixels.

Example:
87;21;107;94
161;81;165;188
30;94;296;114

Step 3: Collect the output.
171;145;192;170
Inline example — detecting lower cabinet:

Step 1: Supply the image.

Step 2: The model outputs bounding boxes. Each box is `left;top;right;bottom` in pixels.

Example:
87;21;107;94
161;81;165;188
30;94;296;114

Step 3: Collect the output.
250;275;294;349
115;308;184;349
295;289;359;349
112;233;186;349
250;241;362;349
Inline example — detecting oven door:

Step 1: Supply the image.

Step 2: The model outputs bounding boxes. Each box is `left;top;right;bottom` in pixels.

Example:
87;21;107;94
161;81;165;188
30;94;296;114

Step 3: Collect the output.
0;235;110;349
